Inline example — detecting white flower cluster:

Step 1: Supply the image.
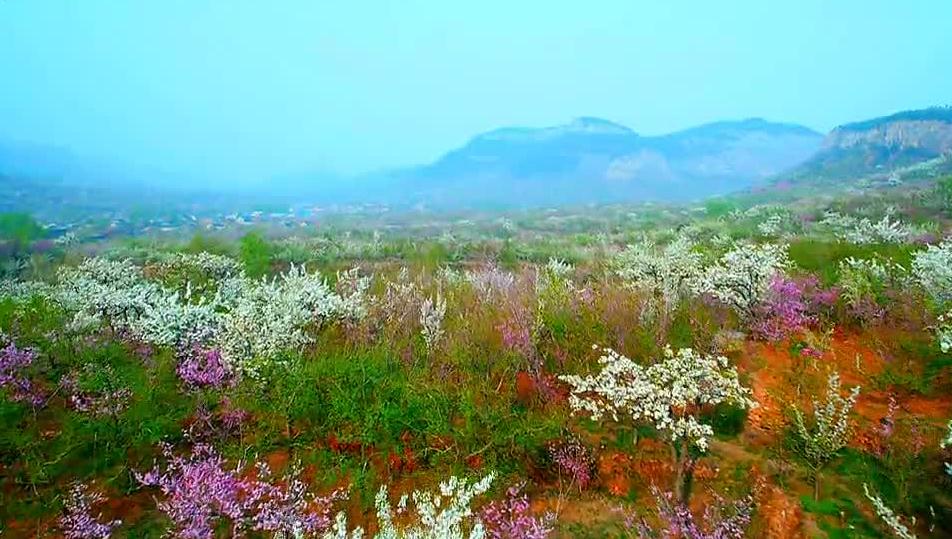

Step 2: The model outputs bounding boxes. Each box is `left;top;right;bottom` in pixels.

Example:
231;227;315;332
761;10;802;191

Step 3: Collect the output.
465;265;515;304
863;484;917;539
150;251;243;281
322;474;495;539
420;294;447;353
559;346;756;451
818;211;915;244
214;265;368;375
912;239;952;306
937;312;952;354
614;237;703;313
792;372;860;468
8;256;368;378
757;214;786;237
694;243;789;319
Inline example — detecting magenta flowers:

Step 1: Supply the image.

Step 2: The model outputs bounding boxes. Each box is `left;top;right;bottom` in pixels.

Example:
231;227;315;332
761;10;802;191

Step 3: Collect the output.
136;444;341;538
479;483;554;539
177;347;232;390
59;483;121;539
752;275;836;341
0;341;43;405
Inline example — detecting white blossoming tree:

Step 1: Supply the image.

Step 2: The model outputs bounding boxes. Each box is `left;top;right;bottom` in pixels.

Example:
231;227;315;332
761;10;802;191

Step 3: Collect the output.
560;346;756;501
419;293;447;354
792;372;860;500
614;236;703;318
912;239;952;305
694;242;788;320
20;256;370;379
322;473;495;539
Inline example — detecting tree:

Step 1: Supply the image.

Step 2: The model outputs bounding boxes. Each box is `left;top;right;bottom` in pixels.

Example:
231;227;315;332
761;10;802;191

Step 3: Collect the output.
792;372;860;499
695;243;788;320
560;346;756;501
936;175;952;213
0;212;44;246
239;231;272;278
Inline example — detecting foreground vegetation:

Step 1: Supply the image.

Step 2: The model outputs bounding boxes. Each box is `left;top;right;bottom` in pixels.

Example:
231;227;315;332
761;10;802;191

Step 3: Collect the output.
2;180;952;537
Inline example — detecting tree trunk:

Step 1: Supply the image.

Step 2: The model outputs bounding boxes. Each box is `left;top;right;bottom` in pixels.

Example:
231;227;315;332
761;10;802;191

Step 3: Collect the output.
813;469;821;500
673;440;694;502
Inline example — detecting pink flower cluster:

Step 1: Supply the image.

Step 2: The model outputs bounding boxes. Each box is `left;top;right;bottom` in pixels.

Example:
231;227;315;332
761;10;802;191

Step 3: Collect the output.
478;483;554;539
176;347;232;390
497;302;535;360
0;341;44;405
136;444;341;539
752;276;837;341
630;488;753;539
547;437;595;490
59;483;121;539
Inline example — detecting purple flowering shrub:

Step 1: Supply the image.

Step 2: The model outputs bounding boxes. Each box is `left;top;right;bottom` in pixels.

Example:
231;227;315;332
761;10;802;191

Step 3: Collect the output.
176;346;232;390
479;483;554;539
629;487;754;539
59;483;122;539
0;340;44;405
136;444;342;538
547;437;596;491
752;276;837;341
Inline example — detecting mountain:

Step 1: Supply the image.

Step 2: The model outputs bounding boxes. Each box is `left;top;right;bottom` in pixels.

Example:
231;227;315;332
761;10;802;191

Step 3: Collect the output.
363;117;823;208
780;107;952;185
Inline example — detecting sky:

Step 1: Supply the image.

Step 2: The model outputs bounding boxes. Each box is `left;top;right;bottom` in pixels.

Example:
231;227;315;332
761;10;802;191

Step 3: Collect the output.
1;0;950;186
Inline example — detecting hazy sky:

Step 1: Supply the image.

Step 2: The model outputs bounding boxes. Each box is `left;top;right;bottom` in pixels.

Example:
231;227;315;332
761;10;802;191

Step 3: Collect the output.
1;1;950;184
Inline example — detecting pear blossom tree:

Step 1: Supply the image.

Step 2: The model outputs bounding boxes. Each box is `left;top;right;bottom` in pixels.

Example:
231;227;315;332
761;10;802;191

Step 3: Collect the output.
614;236;703;319
912;239;952;306
560;346;756;501
694;243;789;320
792;372;860;499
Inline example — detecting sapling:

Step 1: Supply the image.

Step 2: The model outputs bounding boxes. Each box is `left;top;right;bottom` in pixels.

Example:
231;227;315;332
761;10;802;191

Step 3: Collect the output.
791;372;860;499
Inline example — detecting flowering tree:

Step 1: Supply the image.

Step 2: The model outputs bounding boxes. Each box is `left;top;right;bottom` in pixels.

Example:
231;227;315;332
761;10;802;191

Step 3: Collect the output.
792;372;860;499
863;484;917;539
912;239;952;306
695;243;789;320
420;293;447;353
478;483;554;539
614;236;703;317
136;444;342;538
0;340;43;405
818;211;915;244
59;483;122;539
324;473;496;539
560;346;756;500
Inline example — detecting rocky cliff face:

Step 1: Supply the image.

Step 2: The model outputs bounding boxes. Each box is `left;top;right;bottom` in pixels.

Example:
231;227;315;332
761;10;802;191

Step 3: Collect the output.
823;120;952;153
785;108;952;183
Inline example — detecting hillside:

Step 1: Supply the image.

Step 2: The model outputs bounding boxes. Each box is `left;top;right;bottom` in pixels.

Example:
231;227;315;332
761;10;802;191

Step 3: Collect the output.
365;117;823;208
782;107;952;185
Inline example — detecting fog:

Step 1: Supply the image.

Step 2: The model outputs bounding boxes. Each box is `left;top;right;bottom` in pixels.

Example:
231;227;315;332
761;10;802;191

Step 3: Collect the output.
1;0;950;191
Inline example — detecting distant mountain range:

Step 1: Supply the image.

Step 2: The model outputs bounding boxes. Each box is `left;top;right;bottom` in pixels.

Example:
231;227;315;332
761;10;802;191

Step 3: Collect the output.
357;117;823;208
4;107;952;215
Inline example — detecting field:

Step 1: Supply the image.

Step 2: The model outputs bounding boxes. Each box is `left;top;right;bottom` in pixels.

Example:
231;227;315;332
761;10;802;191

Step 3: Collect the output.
2;181;952;538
